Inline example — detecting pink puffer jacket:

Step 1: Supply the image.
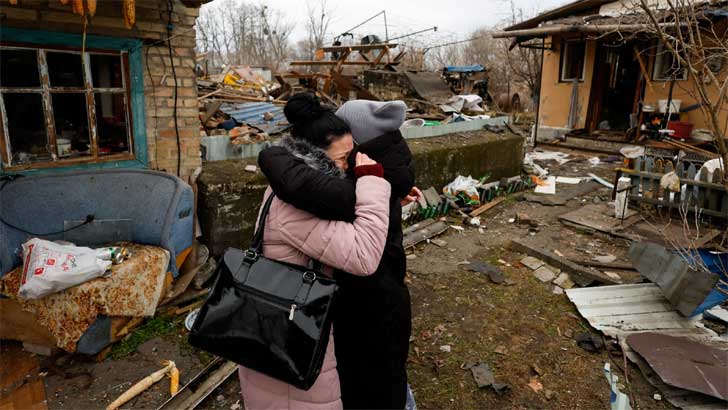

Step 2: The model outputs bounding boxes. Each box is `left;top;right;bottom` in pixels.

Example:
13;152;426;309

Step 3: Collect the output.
239;175;391;410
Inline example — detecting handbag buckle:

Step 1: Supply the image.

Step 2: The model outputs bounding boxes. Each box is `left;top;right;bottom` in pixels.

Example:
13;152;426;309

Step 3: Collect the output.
244;250;258;261
302;271;317;283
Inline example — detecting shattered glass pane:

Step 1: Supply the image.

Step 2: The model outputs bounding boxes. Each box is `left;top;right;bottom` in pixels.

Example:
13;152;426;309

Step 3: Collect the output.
51;93;91;158
47;51;85;88
0;49;40;88
94;92;130;155
2;92;51;163
90;54;124;89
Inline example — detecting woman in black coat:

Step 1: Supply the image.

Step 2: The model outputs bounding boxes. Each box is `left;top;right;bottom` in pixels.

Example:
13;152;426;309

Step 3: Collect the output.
259;98;416;409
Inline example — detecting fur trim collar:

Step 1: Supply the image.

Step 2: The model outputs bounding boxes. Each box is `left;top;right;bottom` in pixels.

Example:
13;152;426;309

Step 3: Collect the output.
276;136;345;178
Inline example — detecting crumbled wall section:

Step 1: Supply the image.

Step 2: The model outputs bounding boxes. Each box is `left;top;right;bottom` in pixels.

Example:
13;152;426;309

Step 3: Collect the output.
1;0;202;182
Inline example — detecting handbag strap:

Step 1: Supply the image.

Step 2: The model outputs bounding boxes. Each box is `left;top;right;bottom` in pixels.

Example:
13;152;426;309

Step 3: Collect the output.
250;192;276;254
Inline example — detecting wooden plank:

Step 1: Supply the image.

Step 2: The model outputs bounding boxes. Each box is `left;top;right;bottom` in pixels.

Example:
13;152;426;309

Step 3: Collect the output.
289;60;376;66
0;344;48;410
470;197;507;217
0;299;56;347
510;238;622;286
156;359;238;410
568;259;637;270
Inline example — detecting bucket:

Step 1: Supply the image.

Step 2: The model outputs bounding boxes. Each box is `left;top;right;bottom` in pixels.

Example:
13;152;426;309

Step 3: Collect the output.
667;121;693;140
658;99;681;114
57;138;72;157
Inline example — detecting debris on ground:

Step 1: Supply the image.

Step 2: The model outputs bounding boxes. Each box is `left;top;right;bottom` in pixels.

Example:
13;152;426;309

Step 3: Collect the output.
574;332;605;352
465;362;510;395
628;242;719;316
107;360;178;410
604;363;632;410
465;261;505;284
627;332;728;401
403;220;450;249
527;377;543;393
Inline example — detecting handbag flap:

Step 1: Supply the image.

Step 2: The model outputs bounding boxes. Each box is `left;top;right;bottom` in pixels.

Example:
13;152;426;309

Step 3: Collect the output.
222;248;333;304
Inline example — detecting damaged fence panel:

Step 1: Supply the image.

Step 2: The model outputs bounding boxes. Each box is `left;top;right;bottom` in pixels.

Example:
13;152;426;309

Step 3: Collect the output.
619;157;727;219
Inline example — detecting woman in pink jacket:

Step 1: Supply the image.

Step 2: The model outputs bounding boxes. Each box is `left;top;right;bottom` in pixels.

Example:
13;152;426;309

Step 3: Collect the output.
239;93;392;410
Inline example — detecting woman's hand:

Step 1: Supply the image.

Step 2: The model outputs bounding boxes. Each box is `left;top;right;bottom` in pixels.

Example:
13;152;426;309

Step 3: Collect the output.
400;186;422;206
355;152;376;167
354;153;384;178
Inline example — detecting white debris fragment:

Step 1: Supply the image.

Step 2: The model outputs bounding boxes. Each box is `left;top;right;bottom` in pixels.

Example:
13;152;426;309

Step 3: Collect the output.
440;345;452;353
533;266;557;282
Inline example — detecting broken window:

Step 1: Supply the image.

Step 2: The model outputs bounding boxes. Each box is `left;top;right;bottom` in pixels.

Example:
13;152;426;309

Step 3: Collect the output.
0;45;133;169
560;40;586;82
652;42;687;81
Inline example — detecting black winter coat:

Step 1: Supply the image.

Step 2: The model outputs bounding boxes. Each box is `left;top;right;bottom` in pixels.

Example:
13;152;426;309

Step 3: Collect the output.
258;130;414;409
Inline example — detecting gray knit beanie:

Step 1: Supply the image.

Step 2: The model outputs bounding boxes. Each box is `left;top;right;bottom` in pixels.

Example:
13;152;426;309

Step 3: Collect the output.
335;100;407;144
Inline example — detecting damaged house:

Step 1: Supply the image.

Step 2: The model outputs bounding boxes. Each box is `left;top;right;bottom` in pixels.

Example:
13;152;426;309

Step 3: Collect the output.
0;0;210;360
495;0;728;149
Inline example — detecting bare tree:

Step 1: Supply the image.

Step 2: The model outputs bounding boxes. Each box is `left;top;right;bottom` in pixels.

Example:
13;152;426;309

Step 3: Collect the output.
635;0;727;183
196;0;294;72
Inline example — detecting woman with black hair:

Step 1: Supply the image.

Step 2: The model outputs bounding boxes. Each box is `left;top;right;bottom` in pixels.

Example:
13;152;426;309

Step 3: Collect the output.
238;93;392;410
259;96;417;409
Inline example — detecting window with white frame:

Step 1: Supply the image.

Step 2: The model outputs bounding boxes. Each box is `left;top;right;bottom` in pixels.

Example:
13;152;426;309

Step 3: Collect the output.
560;40;586;82
0;45;134;170
652;42;687;81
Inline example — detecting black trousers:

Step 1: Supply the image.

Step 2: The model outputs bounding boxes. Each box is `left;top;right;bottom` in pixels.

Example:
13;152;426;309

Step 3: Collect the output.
333;281;412;409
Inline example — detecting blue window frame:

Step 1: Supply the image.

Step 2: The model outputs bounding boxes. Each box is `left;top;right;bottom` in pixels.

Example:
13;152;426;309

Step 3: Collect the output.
0;28;147;175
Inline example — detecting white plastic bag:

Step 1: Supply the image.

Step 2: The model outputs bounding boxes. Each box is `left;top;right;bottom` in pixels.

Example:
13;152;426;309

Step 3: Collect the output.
443;175;480;205
18;238;112;299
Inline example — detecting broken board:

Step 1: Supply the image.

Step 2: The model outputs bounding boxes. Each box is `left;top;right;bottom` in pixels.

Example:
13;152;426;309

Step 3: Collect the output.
559;203;638;234
403;221;449;249
0;343;48;410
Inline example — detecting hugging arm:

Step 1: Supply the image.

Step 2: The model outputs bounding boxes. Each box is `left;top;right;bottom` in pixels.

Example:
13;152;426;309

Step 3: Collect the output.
258;146;356;222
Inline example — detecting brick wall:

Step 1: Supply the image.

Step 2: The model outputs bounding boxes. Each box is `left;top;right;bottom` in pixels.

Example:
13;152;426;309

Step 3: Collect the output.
1;0;202;183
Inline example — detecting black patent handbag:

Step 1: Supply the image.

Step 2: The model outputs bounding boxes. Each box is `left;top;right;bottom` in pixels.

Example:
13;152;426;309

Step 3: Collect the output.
188;193;338;390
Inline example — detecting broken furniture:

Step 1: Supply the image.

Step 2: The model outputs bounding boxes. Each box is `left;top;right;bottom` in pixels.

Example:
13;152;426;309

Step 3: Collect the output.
0;169;194;354
0;243;169;353
0;168;194;276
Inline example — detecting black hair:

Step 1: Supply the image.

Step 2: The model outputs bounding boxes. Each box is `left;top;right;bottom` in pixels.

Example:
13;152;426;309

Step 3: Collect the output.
284;92;350;148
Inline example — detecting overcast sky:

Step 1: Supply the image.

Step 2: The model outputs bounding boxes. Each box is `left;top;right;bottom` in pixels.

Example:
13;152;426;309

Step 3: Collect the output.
207;0;571;44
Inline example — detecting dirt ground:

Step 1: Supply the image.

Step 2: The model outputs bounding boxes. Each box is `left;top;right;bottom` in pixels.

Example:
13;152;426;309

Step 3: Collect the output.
8;147;713;409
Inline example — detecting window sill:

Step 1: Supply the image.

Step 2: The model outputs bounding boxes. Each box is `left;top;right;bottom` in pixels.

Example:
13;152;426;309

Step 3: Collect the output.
1;153;146;175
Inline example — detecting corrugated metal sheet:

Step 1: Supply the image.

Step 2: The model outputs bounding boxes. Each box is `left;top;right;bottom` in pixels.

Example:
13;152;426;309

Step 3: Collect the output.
220;102;289;135
564;284;717;340
565;284;728;410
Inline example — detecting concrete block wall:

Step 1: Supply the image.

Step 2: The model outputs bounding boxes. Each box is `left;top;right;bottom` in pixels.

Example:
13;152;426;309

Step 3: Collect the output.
0;0;202;182
197;131;525;256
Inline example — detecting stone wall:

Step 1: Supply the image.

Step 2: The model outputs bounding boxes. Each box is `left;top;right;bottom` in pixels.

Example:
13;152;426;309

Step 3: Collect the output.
0;0;202;182
197;131;525;256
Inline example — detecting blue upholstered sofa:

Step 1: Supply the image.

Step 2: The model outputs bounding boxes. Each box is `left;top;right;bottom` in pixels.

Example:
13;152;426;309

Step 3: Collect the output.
1;169;194;277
